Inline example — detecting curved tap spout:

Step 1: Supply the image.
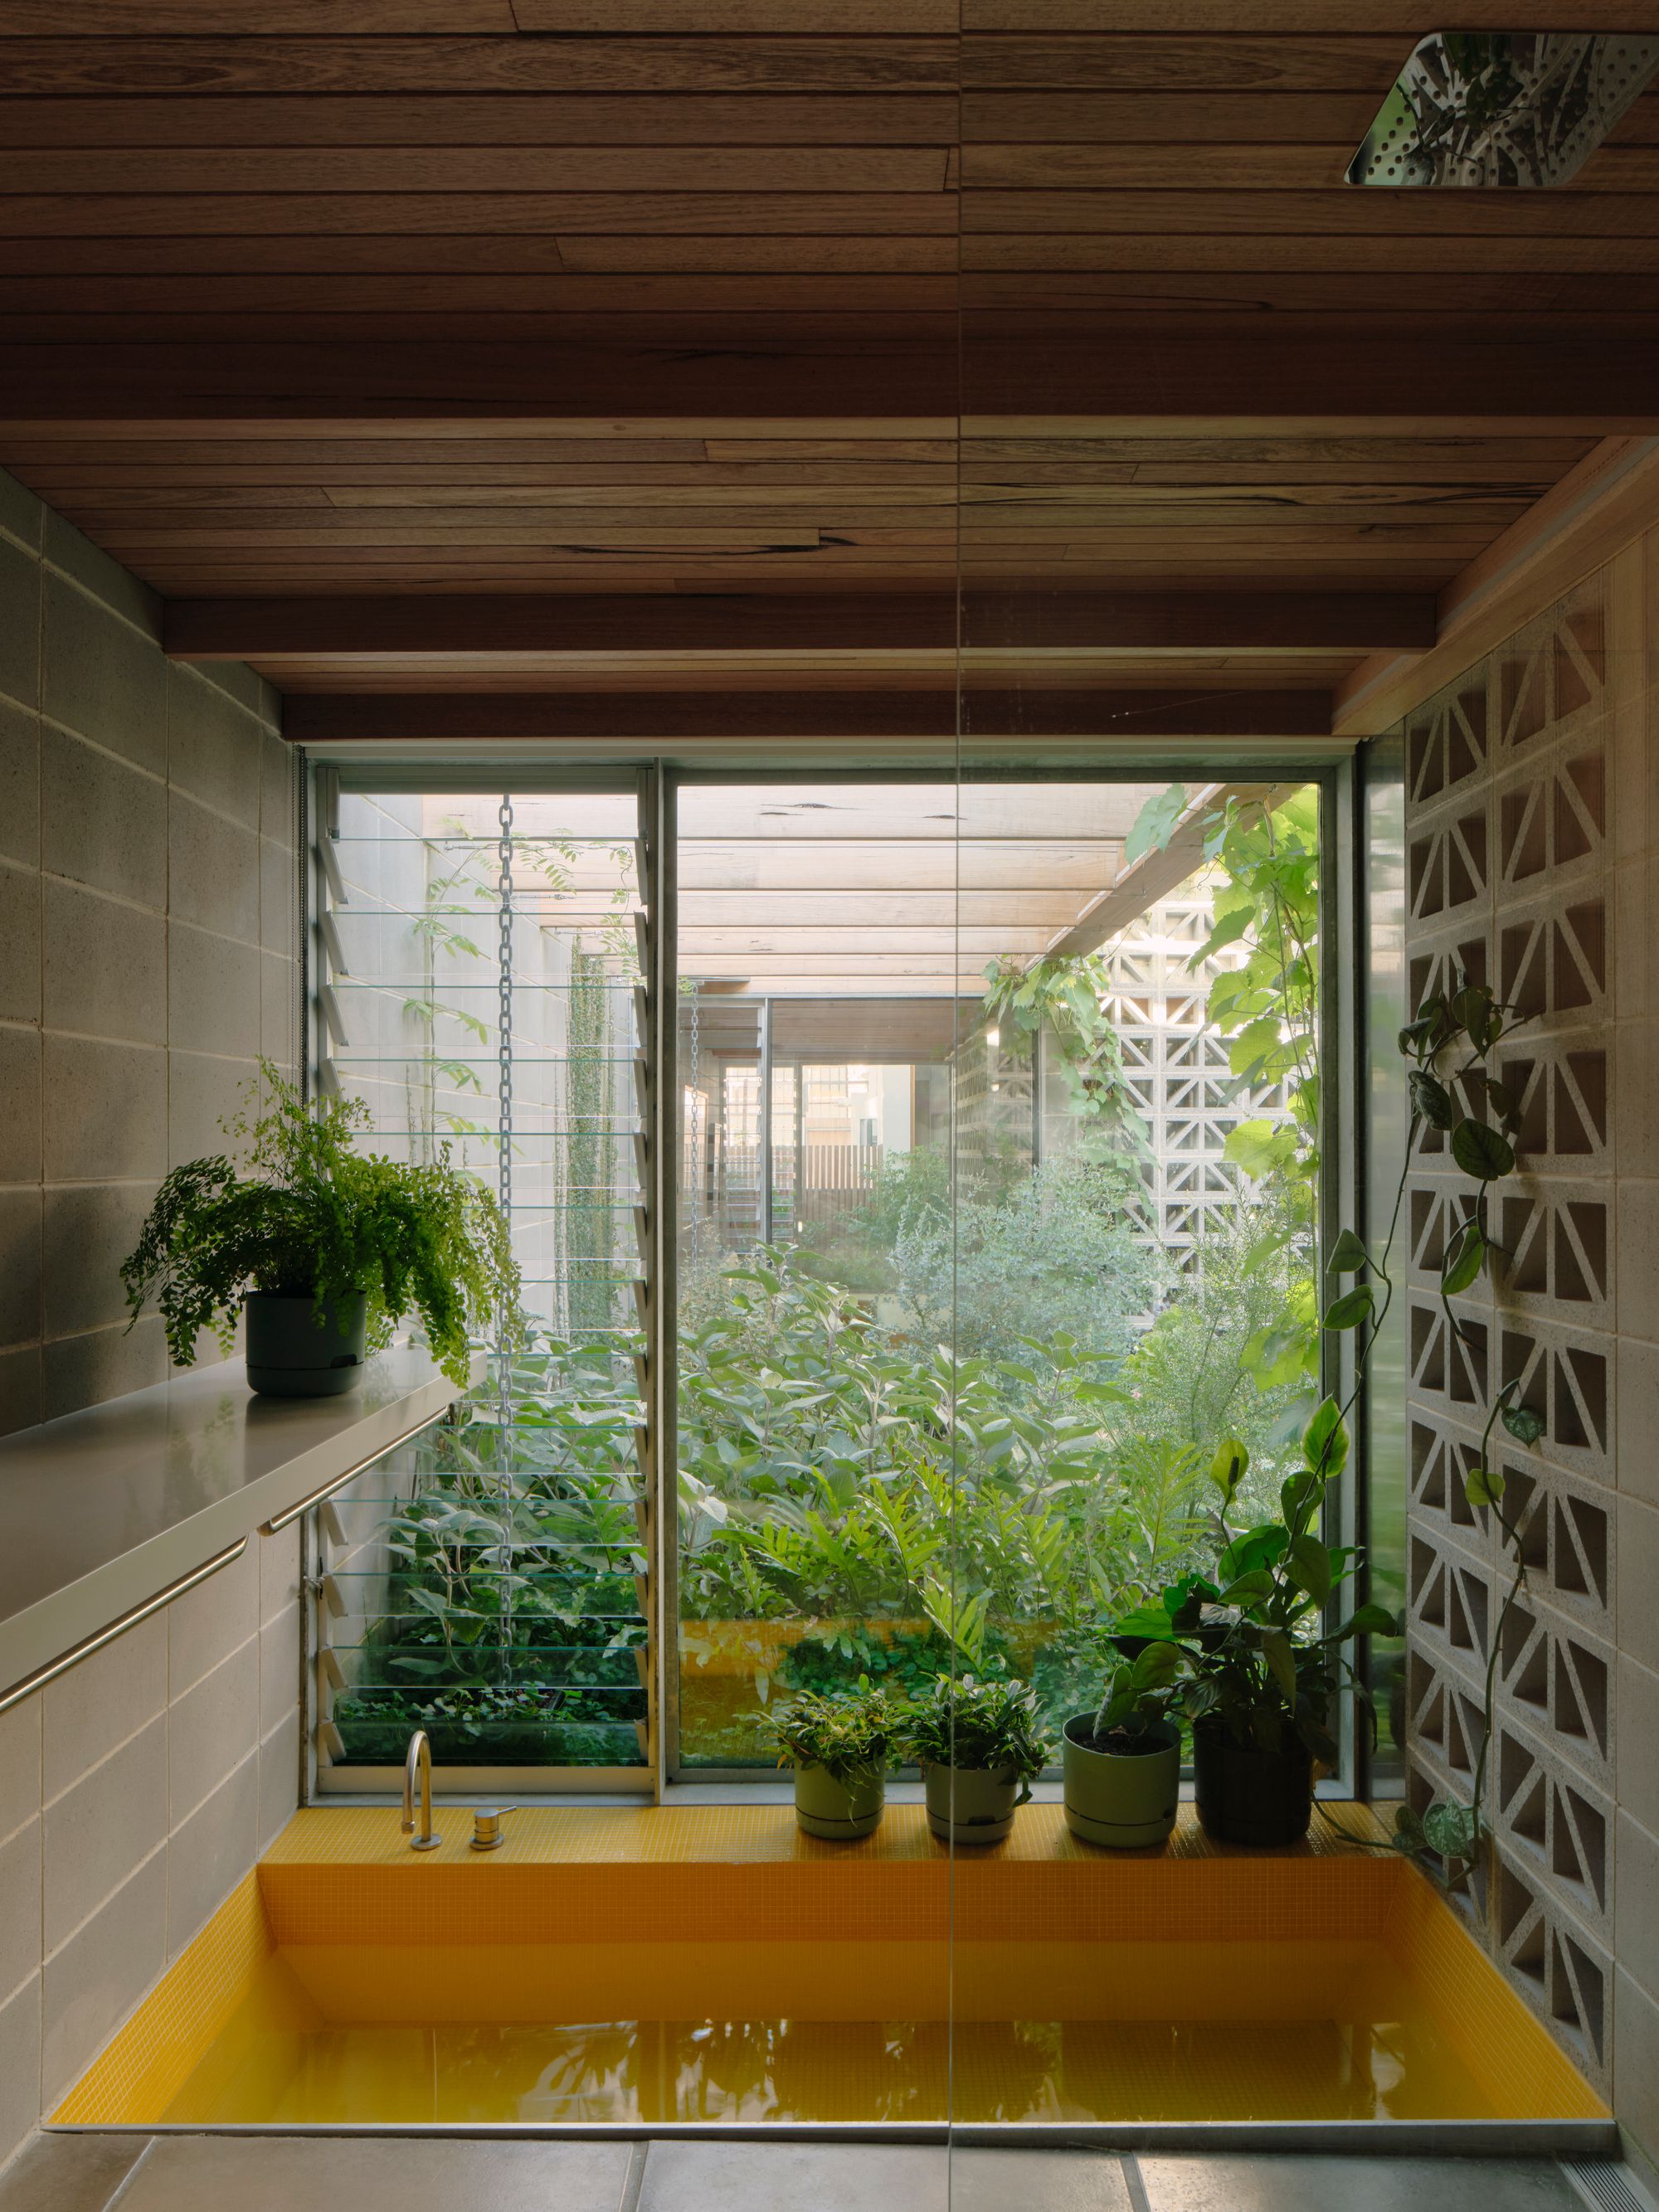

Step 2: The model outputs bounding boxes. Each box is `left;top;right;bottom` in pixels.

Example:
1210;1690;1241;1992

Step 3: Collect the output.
402;1729;440;1851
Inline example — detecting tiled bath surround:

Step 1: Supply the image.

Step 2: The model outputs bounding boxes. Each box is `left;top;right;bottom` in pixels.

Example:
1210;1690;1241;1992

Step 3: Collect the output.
1399;551;1659;2165
0;465;300;2168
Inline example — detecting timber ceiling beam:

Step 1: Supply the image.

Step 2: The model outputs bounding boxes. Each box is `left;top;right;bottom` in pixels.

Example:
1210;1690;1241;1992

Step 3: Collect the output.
165;589;1433;661
282;687;1335;746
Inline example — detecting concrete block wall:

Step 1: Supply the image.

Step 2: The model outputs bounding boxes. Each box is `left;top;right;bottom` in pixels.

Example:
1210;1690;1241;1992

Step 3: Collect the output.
0;462;296;1434
0;467;303;2169
1398;548;1659;2163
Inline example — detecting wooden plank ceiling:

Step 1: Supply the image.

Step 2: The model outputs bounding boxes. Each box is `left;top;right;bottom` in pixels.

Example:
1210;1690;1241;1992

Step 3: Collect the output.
0;3;1656;732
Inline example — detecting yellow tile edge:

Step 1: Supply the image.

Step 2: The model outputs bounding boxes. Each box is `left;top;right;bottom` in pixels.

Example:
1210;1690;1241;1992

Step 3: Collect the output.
52;1869;275;2125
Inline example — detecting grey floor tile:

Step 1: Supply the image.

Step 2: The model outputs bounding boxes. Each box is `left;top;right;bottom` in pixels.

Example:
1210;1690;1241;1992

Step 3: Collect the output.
951;2148;1134;2211
1136;2156;1584;2212
114;2134;633;2212
0;2132;150;2212
639;2142;948;2212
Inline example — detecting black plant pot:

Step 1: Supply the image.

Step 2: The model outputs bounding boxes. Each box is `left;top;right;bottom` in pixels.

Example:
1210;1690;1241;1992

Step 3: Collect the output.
245;1290;368;1398
1192;1723;1313;1847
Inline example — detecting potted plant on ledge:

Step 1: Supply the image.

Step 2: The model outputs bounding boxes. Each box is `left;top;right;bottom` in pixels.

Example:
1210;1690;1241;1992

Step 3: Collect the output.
122;1064;521;1398
901;1673;1046;1847
1062;1639;1185;1850
762;1680;893;1840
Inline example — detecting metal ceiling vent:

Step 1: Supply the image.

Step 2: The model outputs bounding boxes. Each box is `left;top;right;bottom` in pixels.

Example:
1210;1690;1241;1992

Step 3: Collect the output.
1347;32;1659;187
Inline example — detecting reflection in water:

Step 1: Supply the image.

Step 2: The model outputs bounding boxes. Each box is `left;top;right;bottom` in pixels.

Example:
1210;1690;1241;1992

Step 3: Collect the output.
165;1986;1498;2125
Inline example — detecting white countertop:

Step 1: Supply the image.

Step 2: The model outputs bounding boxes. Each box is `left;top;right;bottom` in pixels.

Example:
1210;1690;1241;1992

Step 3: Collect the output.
0;1346;464;1705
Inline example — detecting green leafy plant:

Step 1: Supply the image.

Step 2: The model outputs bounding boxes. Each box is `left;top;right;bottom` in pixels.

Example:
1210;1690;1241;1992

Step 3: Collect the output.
898;1672;1048;1780
120;1062;523;1388
980;952;1148;1168
760;1680;894;1786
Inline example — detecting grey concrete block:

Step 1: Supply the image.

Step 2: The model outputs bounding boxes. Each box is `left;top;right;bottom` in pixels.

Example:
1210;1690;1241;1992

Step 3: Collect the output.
639;2144;945;2212
119;2137;635;2212
167;922;260;1059
41;1036;165;1184
166;666;261;829
0;464;41;554
0;863;40;1028
1137;2159;1582;2212
0;1975;41;2180
38;1846;165;2110
41;574;166;776
41;727;165;912
41;1716;166;1955
190;656;265;722
166;1049;255;1169
42;1181;156;1339
0;697;40;870
0;1024;40;1185
0;534;40;715
41;509;158;642
168;1637;257;1830
0;1344;41;1437
166;1751;257;1958
41;1614;165;1807
1620;1495;1659;1677
0;1188;40;1349
260;949;297;1070
41;1314;164;1421
167;1535;258;1700
168;793;258;945
41;878;164;1048
257;1705;301;1853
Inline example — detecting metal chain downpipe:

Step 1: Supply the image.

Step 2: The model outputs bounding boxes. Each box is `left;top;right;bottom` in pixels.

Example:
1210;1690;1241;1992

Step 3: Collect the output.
495;794;515;1681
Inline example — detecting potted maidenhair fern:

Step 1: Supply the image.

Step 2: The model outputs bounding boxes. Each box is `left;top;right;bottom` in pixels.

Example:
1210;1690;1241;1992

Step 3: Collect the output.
122;1064;521;1397
901;1674;1047;1846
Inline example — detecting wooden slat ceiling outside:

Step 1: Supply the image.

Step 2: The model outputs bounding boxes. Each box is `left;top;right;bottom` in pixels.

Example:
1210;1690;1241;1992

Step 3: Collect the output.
0;4;1657;722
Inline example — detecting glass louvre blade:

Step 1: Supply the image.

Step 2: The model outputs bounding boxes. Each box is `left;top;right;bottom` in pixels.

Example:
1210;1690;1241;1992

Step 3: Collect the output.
311;784;650;1781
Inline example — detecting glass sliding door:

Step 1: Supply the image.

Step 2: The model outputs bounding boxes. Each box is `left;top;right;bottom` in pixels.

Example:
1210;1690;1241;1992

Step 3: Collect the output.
308;775;653;1791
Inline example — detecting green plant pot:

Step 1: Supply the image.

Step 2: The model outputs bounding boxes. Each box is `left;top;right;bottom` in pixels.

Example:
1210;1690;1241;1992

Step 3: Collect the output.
923;1762;1024;1846
792;1760;885;1840
245;1290;368;1399
1192;1723;1313;1847
1061;1714;1180;1848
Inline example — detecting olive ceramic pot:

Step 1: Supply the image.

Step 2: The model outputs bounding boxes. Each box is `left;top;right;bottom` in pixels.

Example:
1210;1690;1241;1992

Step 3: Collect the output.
792;1760;885;1841
245;1289;368;1399
922;1762;1028;1846
1192;1722;1313;1846
1061;1714;1180;1848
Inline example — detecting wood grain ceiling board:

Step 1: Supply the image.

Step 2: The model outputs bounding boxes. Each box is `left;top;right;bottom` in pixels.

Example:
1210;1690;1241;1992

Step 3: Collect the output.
0;13;1652;705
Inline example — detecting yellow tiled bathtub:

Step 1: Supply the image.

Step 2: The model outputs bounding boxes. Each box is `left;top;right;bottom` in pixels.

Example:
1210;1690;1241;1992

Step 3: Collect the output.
55;1805;1610;2132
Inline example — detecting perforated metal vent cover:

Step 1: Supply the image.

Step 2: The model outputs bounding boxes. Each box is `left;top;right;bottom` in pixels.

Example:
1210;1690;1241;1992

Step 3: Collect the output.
1347;32;1659;187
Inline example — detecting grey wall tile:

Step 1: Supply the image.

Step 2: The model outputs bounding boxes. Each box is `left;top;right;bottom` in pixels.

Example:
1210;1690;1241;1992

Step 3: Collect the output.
168;1638;257;1829
0;1821;39;2008
259;835;295;957
0;1696;38;1849
258;1602;300;1743
39;1847;164;2110
0;2132;150;2212
40;1618;165;1807
166;668;261;830
168;795;258;945
40;576;164;778
41;1183;154;1340
0;1346;41;1438
42;1038;165;1186
42;1317;164;1422
166;1754;256;1959
258;1524;300;1626
167;1538;258;1700
0;1975;41;2176
0;1027;41;1186
41;1719;166;1957
0;1190;41;1350
256;1709;300;1855
168;922;260;1059
40;729;165;912
0;698;40;871
0;537;39;715
166;1050;255;1169
41;879;163;1048
0;866;40;1027
0;466;41;554
41;512;158;643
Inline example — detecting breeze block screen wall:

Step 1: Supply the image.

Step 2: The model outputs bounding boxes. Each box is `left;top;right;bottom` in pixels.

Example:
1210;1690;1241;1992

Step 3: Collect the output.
1399;557;1659;2142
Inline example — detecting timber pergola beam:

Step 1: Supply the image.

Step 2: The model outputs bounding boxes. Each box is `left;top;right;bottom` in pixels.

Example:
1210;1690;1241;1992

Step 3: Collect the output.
283;688;1335;746
166;589;1432;662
